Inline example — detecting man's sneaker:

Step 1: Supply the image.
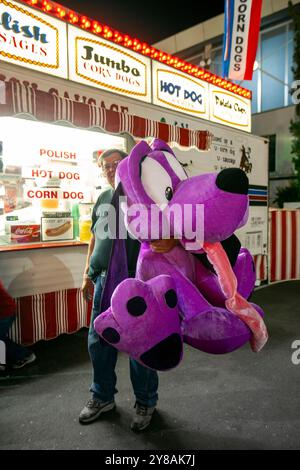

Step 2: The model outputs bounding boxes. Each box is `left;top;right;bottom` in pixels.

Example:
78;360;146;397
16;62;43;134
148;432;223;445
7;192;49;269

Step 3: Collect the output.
79;398;116;424
12;352;36;369
130;402;156;432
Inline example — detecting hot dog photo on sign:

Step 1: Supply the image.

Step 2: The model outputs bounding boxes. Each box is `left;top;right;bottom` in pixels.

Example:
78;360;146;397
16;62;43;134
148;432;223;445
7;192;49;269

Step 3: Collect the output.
41;218;74;241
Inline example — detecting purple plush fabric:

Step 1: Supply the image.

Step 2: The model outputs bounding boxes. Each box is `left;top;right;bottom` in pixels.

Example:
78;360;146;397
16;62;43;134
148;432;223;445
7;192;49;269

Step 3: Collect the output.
94;139;265;369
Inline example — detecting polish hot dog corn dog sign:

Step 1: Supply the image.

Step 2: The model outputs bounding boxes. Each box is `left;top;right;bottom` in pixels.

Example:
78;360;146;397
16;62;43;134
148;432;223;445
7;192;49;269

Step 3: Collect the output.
41;217;73;241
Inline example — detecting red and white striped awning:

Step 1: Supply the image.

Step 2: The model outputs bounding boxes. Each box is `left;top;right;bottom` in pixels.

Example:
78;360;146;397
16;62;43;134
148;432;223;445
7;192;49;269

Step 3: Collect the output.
270;209;300;282
0;77;211;151
253;254;268;282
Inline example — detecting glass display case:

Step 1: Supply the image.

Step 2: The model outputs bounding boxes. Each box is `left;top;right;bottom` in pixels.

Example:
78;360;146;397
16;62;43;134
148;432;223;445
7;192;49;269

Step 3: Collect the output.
0;117;126;249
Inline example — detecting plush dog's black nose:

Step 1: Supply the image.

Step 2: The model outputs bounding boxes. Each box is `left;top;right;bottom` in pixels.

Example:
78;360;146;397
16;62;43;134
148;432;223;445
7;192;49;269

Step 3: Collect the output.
216;168;249;195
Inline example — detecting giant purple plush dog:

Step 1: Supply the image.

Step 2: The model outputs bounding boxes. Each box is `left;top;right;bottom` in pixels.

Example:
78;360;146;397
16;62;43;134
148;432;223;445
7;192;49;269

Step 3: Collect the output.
94;139;268;371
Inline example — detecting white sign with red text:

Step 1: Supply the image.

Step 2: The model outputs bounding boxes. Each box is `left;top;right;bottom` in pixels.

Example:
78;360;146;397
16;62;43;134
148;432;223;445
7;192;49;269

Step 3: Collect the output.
39;147;78;162
0;117;125;167
0;0;67;77
25;188;84;201
22;166;81;181
68;25;151;103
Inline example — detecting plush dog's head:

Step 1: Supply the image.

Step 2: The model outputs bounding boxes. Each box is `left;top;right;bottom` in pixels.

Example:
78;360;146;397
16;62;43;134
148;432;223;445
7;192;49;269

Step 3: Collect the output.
116;139;249;248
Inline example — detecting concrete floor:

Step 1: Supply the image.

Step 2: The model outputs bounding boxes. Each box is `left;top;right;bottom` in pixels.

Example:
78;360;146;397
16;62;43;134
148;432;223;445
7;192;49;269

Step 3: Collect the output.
0;280;300;450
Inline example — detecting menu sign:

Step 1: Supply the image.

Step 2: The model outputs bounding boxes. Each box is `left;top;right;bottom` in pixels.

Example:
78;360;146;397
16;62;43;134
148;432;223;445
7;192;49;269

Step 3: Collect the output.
22;166;81;182
0;0;68;77
152;62;209;119
25;188;84;201
209;85;251;132
68;26;151;102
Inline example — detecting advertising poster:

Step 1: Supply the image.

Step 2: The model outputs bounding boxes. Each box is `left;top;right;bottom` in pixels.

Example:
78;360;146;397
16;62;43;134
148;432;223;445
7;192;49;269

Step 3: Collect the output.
41;216;73;241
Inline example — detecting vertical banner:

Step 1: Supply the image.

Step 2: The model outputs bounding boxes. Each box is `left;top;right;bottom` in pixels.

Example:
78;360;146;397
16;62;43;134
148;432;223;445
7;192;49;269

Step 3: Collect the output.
222;0;262;81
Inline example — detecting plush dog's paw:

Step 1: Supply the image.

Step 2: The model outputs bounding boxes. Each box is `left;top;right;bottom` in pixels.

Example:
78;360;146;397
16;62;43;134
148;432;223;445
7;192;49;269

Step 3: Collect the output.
94;275;183;371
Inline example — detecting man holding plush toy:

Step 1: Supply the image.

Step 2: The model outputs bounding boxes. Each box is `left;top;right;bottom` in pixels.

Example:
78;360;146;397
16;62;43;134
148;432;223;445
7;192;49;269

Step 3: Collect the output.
80;138;267;432
80;147;177;432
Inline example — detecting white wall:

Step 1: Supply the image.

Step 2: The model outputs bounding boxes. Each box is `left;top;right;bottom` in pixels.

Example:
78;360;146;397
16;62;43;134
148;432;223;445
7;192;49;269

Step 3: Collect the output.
252;105;296;204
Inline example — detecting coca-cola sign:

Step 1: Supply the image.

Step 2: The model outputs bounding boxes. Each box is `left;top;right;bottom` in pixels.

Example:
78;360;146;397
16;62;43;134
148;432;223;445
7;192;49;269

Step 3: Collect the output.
10;224;40;243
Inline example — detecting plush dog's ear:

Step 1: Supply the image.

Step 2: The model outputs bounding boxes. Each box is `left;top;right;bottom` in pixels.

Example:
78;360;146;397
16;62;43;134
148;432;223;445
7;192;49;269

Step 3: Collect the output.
150;138;176;156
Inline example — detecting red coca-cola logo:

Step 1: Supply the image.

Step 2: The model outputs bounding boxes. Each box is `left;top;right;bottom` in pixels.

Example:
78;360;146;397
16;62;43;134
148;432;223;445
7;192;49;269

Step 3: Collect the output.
12;226;40;237
14;227;34;235
11;225;40;244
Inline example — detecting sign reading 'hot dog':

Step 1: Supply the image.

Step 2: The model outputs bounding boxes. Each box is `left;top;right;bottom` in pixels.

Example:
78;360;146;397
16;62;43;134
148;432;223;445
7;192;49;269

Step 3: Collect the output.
22;167;81;181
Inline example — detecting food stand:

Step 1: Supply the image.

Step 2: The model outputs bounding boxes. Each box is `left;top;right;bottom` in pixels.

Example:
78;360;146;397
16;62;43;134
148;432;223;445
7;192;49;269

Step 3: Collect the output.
0;0;268;345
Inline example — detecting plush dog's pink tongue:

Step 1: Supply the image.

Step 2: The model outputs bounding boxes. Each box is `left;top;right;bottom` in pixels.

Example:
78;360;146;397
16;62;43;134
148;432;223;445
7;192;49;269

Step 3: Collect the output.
202;241;268;352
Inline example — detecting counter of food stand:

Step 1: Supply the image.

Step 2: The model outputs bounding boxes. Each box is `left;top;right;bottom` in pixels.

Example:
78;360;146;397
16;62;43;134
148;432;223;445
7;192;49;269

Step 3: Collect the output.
0;113;127;344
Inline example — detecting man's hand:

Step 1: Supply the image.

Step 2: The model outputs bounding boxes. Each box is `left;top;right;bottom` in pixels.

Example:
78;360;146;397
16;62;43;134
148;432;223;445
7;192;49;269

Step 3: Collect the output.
150;238;180;253
81;277;94;302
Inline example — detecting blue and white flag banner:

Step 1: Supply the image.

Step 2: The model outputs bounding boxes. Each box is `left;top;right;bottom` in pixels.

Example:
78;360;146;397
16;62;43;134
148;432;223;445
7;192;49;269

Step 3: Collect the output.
222;0;263;81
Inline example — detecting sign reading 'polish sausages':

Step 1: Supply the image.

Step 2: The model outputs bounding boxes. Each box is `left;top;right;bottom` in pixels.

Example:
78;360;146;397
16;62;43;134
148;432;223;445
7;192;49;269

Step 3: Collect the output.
0;0;68;77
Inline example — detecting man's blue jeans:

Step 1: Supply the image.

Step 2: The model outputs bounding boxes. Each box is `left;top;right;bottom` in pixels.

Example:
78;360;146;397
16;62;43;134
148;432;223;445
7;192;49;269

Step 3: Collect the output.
88;274;159;407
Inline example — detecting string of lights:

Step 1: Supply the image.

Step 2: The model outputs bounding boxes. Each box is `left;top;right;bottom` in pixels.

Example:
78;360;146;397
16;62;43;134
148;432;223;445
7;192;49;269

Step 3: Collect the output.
17;0;252;99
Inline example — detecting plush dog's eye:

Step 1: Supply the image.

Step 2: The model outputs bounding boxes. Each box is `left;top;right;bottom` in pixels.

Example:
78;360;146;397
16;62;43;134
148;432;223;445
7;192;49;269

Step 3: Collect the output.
165;186;173;201
141;157;173;207
163;152;188;180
